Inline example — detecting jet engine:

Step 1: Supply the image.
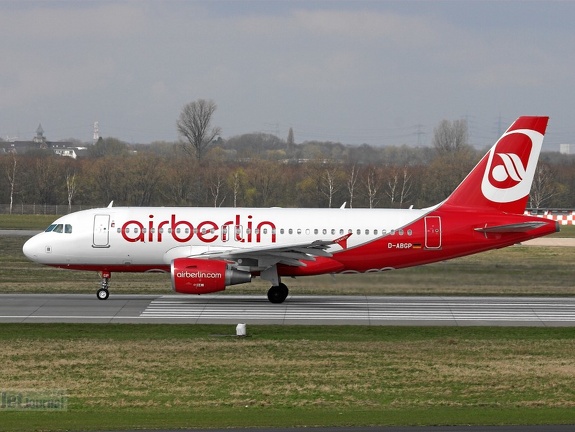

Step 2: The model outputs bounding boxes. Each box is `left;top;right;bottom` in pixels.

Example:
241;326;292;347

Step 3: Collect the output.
171;258;251;294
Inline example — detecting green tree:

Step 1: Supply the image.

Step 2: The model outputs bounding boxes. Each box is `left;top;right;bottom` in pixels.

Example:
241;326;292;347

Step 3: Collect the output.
88;137;129;158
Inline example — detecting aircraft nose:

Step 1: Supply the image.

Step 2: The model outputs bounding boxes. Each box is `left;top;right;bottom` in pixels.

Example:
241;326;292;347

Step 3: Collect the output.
23;235;43;261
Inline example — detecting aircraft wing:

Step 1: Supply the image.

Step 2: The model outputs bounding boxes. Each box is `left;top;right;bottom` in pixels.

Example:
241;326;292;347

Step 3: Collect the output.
190;233;352;268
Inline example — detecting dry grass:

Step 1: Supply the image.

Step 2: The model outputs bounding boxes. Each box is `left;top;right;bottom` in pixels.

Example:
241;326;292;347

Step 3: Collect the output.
1;326;574;411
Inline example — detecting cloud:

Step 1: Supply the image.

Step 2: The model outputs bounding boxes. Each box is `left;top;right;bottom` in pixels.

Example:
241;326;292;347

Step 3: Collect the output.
0;1;573;147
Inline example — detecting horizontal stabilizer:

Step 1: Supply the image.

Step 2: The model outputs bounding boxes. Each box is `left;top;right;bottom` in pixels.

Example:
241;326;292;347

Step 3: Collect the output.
474;221;549;233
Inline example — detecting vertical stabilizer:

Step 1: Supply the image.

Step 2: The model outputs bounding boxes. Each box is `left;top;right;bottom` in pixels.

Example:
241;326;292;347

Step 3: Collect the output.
443;116;548;214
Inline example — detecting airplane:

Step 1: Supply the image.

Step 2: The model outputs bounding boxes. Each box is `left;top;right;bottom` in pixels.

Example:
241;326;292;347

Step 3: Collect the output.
23;116;559;303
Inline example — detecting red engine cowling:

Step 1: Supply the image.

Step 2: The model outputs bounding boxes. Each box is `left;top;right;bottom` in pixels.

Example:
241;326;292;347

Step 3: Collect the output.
171;258;251;295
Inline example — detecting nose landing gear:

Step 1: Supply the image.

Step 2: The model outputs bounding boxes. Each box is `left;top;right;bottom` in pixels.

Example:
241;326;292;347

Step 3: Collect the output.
97;271;111;300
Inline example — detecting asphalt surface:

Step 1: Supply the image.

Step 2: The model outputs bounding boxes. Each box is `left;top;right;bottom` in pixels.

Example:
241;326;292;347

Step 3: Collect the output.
1;294;575;326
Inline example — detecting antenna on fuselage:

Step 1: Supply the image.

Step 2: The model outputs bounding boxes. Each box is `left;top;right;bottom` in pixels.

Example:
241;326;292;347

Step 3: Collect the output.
107;201;114;208
340;202;347;209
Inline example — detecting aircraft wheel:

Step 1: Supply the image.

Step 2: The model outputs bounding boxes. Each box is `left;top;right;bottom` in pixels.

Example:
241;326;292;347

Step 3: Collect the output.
267;283;289;304
97;288;109;300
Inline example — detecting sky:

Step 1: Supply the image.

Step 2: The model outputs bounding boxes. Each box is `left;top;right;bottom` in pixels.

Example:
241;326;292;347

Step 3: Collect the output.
1;0;575;151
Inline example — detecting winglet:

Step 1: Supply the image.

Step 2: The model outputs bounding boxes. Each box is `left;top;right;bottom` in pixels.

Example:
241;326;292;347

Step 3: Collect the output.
333;233;352;249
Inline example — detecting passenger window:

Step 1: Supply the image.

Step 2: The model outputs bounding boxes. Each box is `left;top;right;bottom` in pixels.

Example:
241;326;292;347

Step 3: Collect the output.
289;229;293;235
331;229;336;235
356;229;361;235
322;229;327;235
314;229;319;235
374;229;378;235
280;228;285;234
297;229;302;235
340;229;344;235
407;229;412;236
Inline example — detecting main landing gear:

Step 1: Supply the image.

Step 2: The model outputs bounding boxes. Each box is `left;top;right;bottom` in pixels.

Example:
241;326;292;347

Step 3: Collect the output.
262;265;289;304
97;271;111;300
267;283;289;304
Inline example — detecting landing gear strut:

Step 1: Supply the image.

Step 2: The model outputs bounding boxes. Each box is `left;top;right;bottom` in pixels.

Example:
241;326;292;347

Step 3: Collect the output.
267;283;289;304
261;265;289;304
97;271;111;300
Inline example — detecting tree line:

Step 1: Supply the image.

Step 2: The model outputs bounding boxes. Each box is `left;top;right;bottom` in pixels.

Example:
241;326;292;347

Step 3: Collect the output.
1;118;574;213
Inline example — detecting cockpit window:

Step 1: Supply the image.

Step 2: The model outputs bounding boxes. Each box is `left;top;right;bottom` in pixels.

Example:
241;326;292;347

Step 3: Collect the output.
44;224;72;234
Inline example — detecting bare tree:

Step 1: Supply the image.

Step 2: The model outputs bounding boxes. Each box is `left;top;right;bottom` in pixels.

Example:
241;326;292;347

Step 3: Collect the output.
530;163;559;208
320;166;341;208
176;99;222;161
398;166;413;208
65;169;78;213
208;166;228;207
364;165;381;209
433;119;469;154
2;154;17;214
385;166;413;208
229;169;246;208
347;164;359;209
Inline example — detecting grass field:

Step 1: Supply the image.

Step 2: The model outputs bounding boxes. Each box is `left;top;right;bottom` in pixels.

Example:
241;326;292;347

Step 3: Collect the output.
1;325;575;431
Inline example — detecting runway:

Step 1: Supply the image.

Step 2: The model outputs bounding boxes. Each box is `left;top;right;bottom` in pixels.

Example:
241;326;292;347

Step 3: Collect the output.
1;294;575;326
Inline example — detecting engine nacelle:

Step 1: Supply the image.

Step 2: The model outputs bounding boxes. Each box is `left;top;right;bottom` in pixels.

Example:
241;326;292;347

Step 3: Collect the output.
171;258;251;294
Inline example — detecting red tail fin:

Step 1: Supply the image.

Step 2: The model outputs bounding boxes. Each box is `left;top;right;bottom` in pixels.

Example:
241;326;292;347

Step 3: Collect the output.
442;116;548;214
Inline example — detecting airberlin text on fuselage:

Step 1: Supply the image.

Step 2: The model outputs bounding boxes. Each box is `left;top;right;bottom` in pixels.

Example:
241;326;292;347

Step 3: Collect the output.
120;214;276;244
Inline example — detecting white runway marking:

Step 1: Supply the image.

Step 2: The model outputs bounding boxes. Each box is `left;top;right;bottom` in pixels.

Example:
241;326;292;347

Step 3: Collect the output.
139;295;575;325
1;294;574;326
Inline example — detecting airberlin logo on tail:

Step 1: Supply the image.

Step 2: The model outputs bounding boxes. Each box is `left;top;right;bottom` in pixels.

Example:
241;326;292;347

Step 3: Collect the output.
481;129;543;203
491;153;526;184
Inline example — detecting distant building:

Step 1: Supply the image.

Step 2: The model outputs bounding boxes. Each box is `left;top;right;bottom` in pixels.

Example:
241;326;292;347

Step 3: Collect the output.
0;124;88;159
559;144;575;155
